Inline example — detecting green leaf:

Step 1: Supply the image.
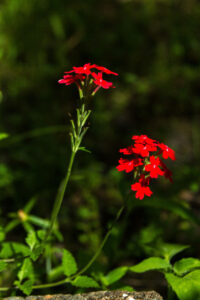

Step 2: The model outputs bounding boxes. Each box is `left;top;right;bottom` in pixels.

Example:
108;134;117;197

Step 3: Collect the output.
165;271;200;300
130;257;171;273
71;275;99;288
62;249;77;277
78;147;91;153
0;242;30;258
0;226;5;242
159;243;189;261
30;244;44;261
0;133;9;141
0;260;7;272
103;266;128;286
15;279;34;295
26;231;37;250
174;258;200;276
18;258;34;282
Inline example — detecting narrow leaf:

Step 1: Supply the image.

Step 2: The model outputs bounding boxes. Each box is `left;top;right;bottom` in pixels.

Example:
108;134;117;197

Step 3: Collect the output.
78;147;91;153
62;249;77;277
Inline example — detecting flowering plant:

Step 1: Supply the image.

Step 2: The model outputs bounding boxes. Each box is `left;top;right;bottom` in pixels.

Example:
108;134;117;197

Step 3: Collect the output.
1;63;199;300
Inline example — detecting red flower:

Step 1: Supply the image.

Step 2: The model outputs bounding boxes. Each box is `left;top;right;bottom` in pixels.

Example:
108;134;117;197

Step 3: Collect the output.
119;146;135;155
117;158;143;173
131;181;153;200
59;63;117;93
158;143;176;160
132;135;157;145
132;143;157;157
92;72;113;89
72;63;93;75
92;64;118;76
58;74;85;86
145;156;164;178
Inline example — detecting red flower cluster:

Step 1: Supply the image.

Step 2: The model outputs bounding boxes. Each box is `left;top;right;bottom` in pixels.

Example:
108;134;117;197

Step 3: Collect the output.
58;63;118;95
117;135;175;200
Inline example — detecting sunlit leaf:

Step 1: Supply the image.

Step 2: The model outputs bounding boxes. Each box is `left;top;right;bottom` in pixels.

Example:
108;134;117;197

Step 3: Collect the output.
174;258;200;276
71;275;99;288
165;270;200;300
62;249;77;277
130;257;171;273
103;266;128;286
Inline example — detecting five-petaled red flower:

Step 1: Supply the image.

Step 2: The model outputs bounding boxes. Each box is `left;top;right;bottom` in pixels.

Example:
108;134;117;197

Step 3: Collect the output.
145;156;164;178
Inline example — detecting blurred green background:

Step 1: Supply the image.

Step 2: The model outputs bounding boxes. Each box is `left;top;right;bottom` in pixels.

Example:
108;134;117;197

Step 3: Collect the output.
0;0;200;297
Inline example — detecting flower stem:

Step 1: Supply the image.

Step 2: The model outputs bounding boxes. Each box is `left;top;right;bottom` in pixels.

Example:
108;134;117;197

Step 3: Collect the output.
43;150;76;243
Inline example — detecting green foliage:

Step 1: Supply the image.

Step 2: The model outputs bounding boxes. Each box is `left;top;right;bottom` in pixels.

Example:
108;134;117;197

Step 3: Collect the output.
0;242;30;258
0;226;5;242
130;257;171;273
0;260;7;272
174;258;200;276
165;271;200;300
102;267;128;286
159;243;189;262
62;249;78;277
71;275;99;288
17;258;34;282
15;279;34;296
25;231;37;251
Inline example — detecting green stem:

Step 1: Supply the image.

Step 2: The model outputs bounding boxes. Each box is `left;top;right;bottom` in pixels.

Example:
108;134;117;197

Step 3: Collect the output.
43;150;76;243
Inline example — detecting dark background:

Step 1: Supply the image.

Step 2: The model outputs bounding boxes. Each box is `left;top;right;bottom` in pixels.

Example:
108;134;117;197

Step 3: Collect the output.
0;0;200;297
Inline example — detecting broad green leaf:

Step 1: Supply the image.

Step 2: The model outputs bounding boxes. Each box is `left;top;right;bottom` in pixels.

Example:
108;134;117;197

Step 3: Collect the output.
0;133;9;140
174;258;200;276
0;242;30;258
26;231;37;250
0;260;7;272
130;257;171;273
18;258;34;282
165;271;200;300
71;275;99;288
62;249;77;277
103;266;128;286
159;243;189;261
16;279;34;295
